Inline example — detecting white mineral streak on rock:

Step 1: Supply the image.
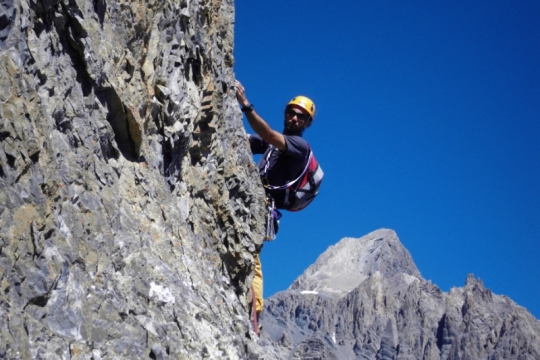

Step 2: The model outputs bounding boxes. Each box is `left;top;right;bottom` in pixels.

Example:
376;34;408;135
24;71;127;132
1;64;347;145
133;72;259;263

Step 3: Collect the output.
403;273;419;286
137;315;159;336
57;215;72;244
372;271;386;313
149;282;175;304
300;290;319;295
178;196;190;221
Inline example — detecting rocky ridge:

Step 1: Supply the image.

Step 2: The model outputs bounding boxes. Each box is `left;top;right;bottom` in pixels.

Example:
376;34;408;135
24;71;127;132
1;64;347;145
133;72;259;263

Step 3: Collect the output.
0;0;277;358
260;229;540;359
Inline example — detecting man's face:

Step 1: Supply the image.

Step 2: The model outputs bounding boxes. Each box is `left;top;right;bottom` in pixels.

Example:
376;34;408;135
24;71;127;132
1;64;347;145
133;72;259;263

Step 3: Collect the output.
284;105;311;132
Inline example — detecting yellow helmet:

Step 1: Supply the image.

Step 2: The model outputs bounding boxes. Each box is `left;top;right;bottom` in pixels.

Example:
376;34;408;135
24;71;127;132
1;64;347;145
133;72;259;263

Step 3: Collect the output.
287;96;316;119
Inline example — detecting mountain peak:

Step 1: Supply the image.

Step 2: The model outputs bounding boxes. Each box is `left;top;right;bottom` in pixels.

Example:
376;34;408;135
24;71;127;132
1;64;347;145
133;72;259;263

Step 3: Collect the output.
261;230;540;359
289;229;421;296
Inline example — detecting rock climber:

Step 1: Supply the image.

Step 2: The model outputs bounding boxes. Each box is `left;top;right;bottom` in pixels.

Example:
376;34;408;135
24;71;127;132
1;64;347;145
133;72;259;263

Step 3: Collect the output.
235;79;316;326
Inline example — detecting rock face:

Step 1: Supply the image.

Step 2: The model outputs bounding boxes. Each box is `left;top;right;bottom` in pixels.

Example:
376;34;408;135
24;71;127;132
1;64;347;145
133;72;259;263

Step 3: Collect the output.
2;1;539;359
0;0;275;358
260;229;540;360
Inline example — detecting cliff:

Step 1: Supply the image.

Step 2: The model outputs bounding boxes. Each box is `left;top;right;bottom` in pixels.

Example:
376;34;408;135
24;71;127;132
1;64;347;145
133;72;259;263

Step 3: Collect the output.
259;229;540;359
0;0;271;358
2;1;540;360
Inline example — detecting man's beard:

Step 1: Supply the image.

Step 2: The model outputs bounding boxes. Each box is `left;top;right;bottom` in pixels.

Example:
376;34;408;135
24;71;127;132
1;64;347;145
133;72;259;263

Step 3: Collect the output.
283;121;304;136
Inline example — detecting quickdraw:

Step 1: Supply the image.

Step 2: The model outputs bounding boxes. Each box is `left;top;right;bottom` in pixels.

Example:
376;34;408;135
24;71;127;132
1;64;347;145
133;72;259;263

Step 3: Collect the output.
264;196;276;241
264;196;278;241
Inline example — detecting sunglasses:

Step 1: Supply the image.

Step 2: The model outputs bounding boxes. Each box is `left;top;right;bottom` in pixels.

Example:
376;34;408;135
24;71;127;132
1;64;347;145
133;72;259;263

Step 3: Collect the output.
286;109;310;122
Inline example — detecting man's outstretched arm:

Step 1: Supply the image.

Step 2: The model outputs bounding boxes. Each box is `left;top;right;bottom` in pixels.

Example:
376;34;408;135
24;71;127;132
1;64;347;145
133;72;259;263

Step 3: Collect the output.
235;80;287;151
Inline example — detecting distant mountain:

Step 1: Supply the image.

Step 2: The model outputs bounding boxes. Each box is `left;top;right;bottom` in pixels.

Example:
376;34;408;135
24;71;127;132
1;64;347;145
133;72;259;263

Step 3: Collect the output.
259;229;540;359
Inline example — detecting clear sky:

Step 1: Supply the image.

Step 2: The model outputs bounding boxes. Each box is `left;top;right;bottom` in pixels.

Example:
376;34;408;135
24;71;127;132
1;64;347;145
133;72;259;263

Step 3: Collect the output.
233;1;540;319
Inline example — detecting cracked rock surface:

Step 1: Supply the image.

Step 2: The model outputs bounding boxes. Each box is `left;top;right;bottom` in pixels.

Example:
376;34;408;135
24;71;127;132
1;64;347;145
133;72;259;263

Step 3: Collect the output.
4;1;539;359
260;229;540;360
0;0;277;358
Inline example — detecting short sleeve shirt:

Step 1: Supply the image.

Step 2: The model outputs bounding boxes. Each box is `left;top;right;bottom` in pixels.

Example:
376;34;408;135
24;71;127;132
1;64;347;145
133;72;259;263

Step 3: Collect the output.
249;134;310;208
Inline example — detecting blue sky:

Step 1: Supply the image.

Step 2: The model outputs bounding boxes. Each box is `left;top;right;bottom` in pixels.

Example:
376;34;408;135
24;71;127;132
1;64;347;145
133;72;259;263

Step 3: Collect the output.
233;1;540;319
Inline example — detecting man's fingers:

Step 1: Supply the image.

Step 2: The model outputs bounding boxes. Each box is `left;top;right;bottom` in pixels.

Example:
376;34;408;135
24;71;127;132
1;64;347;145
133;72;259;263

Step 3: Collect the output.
235;80;244;92
234;79;248;106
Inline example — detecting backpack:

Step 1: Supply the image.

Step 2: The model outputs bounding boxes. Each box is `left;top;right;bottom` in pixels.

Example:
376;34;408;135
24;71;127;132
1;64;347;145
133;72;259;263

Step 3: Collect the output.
262;146;323;212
